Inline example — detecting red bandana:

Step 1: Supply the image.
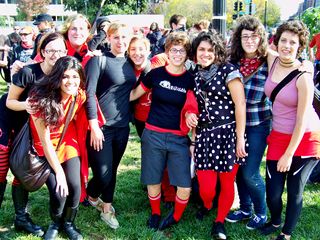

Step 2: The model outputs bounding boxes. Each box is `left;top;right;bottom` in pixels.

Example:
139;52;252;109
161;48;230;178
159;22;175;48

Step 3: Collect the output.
240;58;262;77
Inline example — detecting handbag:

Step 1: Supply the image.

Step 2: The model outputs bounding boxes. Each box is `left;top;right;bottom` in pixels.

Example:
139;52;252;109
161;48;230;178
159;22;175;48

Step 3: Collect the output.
9;96;77;192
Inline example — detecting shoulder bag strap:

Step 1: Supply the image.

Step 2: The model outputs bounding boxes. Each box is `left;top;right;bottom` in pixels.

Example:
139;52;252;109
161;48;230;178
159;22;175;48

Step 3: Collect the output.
269;69;303;105
56;95;77;152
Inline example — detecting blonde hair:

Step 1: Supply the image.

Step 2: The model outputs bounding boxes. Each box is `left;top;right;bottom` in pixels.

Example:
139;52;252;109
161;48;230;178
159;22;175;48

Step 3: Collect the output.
128;35;150;54
106;22;129;37
60;14;91;40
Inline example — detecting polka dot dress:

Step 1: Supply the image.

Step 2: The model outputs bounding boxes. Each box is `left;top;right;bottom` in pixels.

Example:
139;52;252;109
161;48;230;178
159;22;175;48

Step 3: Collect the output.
194;63;246;172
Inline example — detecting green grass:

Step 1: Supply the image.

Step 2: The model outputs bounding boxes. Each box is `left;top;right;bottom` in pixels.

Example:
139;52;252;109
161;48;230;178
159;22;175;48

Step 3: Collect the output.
1;78;320;239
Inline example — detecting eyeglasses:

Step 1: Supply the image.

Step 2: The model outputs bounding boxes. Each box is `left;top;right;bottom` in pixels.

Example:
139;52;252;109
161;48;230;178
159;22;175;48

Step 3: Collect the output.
44;49;67;55
169;48;187;55
19;33;31;36
241;34;260;42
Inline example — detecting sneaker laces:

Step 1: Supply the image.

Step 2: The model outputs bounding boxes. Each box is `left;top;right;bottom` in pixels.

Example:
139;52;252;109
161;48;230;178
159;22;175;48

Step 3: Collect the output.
252;214;261;223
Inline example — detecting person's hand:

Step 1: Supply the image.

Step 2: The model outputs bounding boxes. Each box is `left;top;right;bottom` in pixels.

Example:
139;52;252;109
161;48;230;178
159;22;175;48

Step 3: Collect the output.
55;170;69;197
11;60;25;75
90;126;104;151
25;98;36;114
186;112;198;129
236;137;247;159
277;153;293;172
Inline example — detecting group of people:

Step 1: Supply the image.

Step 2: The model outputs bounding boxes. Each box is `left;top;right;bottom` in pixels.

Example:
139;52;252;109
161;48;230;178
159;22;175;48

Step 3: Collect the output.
0;12;319;240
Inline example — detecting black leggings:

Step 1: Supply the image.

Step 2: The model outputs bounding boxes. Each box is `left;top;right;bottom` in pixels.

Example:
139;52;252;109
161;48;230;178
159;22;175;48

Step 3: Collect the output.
86;126;130;203
266;157;318;235
46;157;81;216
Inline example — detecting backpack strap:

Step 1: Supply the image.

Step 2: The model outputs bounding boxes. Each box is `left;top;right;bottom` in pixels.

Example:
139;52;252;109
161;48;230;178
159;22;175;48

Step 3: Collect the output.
270;69;304;105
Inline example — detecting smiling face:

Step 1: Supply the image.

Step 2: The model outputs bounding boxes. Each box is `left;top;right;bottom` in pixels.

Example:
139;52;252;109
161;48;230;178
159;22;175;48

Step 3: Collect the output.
277;30;300;62
241;29;261;58
196;40;215;68
128;39;150;69
42;38;67;67
67;18;90;50
60;69;81;99
108;27;130;57
167;44;187;67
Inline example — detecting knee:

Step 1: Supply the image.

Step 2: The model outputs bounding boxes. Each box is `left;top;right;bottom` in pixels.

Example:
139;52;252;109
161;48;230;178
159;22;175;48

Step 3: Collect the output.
177;187;191;199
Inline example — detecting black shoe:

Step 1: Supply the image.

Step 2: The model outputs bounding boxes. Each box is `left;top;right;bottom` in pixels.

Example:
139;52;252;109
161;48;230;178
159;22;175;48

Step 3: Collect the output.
259;221;281;236
44;222;60;240
14;213;44;237
158;210;177;231
63;222;83;240
211;222;227;240
147;214;161;230
81;197;91;207
0;180;7;209
196;206;210;221
274;235;286;240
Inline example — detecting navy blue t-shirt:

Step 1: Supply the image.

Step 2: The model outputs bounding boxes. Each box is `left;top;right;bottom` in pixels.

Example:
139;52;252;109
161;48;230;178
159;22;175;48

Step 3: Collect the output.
142;66;194;130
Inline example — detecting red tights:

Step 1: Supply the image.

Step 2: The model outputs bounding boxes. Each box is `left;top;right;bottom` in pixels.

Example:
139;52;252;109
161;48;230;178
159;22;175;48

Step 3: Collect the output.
197;164;239;223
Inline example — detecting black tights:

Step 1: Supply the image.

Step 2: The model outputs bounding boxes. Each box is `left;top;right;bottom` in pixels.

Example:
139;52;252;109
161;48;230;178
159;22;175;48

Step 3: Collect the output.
266;157;318;235
46;157;81;216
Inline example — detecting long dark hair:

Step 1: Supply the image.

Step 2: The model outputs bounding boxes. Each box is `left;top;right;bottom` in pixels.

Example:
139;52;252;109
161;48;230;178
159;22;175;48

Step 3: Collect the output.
229;15;267;62
28;56;85;128
192;30;227;66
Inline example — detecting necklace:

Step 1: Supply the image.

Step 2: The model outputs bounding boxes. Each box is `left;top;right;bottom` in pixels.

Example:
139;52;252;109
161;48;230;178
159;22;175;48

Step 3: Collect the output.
279;58;295;68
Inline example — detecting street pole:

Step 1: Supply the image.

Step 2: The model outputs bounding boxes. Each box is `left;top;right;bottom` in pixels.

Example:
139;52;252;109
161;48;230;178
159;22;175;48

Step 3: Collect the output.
237;0;240;18
264;0;267;27
249;0;252;15
212;0;226;39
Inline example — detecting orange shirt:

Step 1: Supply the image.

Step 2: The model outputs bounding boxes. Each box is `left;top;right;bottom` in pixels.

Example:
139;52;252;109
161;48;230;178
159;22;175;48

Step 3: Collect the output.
30;89;86;163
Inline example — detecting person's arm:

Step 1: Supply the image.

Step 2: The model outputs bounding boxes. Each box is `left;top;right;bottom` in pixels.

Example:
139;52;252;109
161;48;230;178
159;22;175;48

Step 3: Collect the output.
87;30;107;51
267;47;278;71
309;46;315;62
6;84;27;111
130;84;147;101
85;56;105;151
31;115;68;197
228;78;247;158
277;72;314;172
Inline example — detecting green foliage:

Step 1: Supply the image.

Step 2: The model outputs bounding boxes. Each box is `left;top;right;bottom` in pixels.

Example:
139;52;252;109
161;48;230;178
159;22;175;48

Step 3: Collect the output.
0;16;6;27
153;0;212;28
63;0;149;23
302;7;320;37
16;0;51;21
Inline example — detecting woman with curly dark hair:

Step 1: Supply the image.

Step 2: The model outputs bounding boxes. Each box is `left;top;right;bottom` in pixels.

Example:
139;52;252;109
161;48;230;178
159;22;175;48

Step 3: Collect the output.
259;20;320;240
28;56;87;240
225;16;272;230
186;31;247;239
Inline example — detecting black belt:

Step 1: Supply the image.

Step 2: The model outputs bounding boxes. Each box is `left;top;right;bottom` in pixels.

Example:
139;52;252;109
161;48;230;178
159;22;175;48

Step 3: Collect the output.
198;119;234;129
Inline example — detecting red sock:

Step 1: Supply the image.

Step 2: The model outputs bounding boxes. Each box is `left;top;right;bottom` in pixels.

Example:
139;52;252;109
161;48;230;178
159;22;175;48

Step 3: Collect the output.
148;192;161;215
173;195;189;222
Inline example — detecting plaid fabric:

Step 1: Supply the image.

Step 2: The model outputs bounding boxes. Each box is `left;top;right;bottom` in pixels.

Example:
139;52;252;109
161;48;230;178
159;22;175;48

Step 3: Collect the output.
242;62;272;126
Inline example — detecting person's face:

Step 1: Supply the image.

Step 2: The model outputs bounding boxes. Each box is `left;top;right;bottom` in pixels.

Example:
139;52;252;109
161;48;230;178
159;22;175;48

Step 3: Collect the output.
108;28;130;56
128;40;149;68
167;44;187;67
196;40;215;68
37;21;49;31
277;31;300;62
172;18;187;31
67;18;90;49
241;29;261;58
14;26;20;33
60;69;81;99
42;39;67;67
20;32;33;45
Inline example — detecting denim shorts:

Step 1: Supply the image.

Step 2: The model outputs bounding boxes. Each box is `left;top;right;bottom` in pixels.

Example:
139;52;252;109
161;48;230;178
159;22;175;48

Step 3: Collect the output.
140;128;191;188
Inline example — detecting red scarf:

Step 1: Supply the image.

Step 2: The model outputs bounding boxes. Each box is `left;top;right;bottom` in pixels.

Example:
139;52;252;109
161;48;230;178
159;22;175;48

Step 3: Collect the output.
21;41;33;49
240;57;262;77
66;40;91;68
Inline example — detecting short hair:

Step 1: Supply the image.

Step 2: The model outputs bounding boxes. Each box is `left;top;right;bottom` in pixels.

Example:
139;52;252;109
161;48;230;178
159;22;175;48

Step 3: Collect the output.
169;14;186;28
150;22;159;32
106;22;129;37
273;20;309;58
198;19;210;30
128;35;150;54
230;15;267;62
164;31;191;57
192;30;227;65
60;14;91;40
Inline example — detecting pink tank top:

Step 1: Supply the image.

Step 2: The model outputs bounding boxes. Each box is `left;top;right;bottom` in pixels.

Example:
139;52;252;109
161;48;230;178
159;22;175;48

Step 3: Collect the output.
264;58;320;134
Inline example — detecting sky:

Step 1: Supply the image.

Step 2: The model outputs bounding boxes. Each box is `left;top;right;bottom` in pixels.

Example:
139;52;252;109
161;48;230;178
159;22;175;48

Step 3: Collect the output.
274;0;304;20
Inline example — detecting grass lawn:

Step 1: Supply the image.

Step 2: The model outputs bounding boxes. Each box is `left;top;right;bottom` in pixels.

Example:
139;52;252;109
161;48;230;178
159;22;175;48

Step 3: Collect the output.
1;78;320;240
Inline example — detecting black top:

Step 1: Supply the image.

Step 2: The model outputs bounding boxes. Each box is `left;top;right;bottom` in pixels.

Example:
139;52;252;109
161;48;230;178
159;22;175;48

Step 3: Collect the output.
85;51;136;127
142;66;194;130
12;63;44;101
12;44;33;63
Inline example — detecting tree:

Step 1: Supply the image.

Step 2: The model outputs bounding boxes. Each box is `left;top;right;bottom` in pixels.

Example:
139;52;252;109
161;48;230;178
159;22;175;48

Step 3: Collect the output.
63;0;149;23
226;0;280;29
16;0;51;21
152;0;212;28
302;7;320;37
